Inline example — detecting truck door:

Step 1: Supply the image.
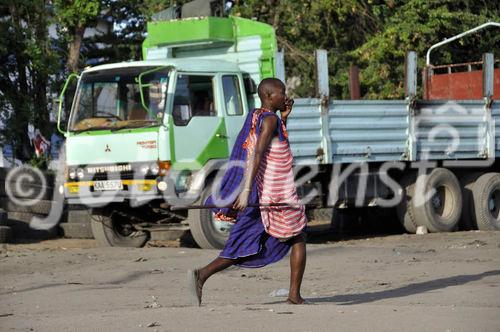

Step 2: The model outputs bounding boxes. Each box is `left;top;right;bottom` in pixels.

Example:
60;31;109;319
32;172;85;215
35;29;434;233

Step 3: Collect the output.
170;73;229;169
220;74;247;151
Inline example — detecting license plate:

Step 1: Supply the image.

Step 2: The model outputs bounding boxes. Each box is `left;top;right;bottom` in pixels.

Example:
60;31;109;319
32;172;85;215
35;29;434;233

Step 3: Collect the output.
93;180;123;191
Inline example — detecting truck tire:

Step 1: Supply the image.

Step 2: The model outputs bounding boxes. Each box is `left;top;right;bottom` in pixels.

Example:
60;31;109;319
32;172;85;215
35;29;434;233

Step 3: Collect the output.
470;173;500;231
90;207;148;247
187;182;232;249
0;199;54;215
396;173;419;233
412;168;462;233
1;167;54;200
0;225;12;243
7;212;60;239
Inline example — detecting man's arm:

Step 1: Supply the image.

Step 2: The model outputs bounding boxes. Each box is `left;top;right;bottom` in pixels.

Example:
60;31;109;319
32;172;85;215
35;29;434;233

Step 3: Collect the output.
233;115;278;210
279;98;293;127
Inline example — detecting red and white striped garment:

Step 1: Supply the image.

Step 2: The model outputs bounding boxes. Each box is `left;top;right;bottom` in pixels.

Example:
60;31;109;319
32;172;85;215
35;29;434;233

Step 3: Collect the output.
244;109;307;240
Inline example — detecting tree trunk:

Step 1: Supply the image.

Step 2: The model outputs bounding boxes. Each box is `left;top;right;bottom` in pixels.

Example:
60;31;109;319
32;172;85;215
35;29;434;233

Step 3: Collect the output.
66;25;86;73
33;3;50;138
9;3;31;160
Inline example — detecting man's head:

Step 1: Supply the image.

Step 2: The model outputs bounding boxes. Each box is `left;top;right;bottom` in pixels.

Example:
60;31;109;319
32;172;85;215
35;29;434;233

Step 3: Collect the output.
257;78;287;111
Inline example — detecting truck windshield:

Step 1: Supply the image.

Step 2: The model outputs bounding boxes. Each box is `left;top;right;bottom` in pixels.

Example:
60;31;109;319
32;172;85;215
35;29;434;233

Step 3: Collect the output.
69;66;170;132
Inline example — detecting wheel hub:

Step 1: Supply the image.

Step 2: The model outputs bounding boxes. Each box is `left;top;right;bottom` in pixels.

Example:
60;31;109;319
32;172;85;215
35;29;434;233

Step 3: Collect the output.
432;193;442;209
431;185;453;219
111;211;141;237
488;190;500;220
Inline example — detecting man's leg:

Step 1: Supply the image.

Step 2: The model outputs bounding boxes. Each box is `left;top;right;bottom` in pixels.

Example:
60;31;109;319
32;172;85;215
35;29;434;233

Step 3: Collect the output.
188;256;238;306
198;256;238;285
288;233;307;304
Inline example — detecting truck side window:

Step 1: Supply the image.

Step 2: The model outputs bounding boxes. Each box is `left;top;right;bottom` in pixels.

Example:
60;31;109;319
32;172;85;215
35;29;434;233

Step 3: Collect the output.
173;74;216;126
222;75;243;116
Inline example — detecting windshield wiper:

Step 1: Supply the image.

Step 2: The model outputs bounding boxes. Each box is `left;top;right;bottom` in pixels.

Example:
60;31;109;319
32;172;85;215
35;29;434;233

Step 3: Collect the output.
71;126;115;134
110;122;160;132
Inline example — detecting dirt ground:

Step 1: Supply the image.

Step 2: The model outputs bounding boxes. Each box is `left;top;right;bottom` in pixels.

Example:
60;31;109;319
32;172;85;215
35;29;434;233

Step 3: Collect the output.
0;230;499;332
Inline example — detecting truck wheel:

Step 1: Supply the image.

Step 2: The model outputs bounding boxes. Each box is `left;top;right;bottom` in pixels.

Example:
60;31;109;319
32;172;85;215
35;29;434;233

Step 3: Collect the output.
396;173;419;233
470;173;500;231
90;207;148;247
188;183;232;249
412;168;462;233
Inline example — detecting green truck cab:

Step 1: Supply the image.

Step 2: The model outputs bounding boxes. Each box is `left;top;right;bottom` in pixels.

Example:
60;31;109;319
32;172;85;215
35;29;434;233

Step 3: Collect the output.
59;16;278;249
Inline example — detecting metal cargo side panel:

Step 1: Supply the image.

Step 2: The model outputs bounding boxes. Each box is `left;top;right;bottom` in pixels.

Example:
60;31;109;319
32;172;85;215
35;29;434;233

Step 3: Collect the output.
328;100;408;163
286;98;323;165
493;101;500;157
416;101;487;160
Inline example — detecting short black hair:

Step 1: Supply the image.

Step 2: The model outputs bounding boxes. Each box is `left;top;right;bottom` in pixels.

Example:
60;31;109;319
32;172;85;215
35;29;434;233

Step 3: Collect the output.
257;77;285;100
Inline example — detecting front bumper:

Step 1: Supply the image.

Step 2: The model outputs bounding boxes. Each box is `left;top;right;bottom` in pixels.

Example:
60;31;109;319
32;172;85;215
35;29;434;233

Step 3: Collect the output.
63;179;165;206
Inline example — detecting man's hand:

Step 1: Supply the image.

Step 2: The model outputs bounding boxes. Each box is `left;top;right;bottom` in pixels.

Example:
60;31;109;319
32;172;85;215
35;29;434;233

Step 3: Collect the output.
233;190;250;211
280;98;294;121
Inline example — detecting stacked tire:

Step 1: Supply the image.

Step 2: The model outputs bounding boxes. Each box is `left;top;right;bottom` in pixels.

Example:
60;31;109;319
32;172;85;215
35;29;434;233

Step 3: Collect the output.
0;167;60;240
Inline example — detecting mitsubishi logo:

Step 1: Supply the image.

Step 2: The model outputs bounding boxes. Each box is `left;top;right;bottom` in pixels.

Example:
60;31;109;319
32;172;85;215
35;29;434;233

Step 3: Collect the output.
105;144;111;152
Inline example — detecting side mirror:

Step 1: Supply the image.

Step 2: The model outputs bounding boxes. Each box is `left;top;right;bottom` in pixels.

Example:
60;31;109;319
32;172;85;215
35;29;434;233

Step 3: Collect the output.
243;75;257;95
57;73;79;135
138;66;169;120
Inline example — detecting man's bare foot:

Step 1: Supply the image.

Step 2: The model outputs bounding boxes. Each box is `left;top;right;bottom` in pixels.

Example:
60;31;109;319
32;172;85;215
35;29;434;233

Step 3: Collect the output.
286;297;313;305
187;269;203;306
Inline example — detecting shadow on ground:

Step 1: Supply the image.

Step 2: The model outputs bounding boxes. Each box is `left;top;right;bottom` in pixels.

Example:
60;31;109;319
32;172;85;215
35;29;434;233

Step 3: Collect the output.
264;270;500;306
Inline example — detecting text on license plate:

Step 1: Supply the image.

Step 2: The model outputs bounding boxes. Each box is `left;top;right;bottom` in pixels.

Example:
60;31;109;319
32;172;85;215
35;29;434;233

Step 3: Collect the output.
93;180;123;191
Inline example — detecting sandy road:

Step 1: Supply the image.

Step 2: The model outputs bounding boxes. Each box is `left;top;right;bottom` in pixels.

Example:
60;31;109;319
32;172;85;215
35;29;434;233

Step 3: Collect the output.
0;231;499;332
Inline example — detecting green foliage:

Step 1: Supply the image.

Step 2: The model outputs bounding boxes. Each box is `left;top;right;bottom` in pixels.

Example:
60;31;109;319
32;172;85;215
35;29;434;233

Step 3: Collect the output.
233;0;388;97
28;154;49;170
234;0;499;99
0;0;57;159
353;0;500;98
52;0;101;31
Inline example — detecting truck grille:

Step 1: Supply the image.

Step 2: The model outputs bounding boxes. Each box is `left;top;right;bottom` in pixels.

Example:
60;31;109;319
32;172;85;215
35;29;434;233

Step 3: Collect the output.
69;163;157;181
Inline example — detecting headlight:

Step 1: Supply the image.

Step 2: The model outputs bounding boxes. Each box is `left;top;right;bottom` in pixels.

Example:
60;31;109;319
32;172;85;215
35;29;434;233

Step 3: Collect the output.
157;181;168;191
69;169;76;180
76;168;85;179
140;165;149;175
150;163;160;175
